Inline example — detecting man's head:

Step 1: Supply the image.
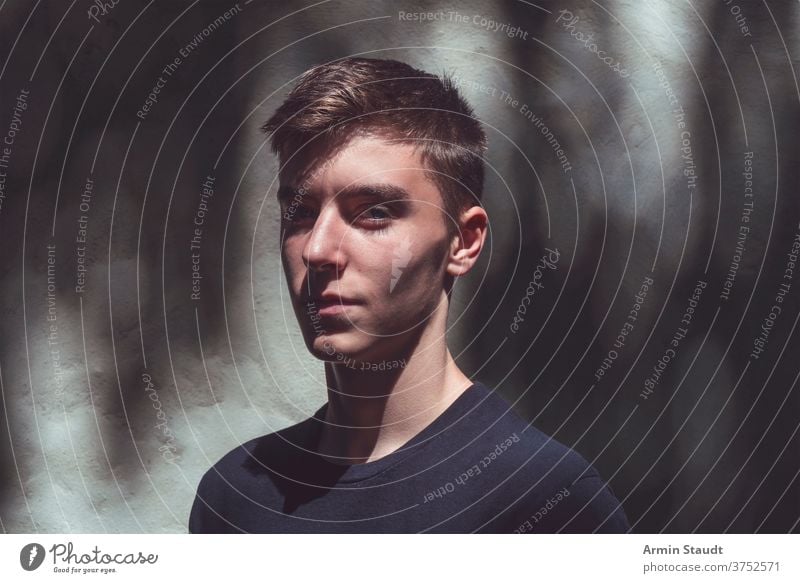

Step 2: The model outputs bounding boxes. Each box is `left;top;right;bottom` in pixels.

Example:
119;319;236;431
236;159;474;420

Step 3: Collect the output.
263;57;487;232
262;57;488;363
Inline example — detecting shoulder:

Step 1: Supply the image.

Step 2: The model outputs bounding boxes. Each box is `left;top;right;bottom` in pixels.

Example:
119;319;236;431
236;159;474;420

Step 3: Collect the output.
199;414;318;487
188;414;318;533
468;383;629;533
467;382;596;479
511;469;630;533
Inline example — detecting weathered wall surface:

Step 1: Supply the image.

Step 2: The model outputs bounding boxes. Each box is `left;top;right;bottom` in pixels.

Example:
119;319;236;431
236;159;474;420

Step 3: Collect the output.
0;0;798;533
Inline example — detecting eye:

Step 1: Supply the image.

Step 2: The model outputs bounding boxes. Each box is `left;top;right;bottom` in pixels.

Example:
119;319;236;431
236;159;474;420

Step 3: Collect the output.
356;204;393;227
366;206;391;220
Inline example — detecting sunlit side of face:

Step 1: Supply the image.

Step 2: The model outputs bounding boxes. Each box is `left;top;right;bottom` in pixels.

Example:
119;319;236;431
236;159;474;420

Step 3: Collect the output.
278;135;455;363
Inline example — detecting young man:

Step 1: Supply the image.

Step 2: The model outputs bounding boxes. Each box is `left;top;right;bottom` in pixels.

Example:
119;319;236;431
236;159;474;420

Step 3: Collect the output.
189;57;629;533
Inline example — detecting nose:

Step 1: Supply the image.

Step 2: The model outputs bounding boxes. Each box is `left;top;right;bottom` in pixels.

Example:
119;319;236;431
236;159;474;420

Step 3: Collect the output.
301;204;346;273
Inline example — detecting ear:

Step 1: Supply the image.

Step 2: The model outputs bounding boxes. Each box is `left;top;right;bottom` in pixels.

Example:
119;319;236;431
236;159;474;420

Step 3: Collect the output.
446;205;488;277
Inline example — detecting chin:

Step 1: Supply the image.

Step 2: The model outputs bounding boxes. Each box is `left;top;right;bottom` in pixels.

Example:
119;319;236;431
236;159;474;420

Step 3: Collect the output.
306;334;351;360
307;333;380;363
309;345;341;362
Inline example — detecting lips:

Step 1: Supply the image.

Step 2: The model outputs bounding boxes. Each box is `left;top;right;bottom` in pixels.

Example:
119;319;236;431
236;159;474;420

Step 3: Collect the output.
307;291;360;303
306;293;362;315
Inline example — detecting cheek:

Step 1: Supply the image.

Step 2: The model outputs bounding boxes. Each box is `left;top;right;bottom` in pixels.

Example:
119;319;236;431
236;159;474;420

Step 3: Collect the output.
355;244;397;290
375;237;448;304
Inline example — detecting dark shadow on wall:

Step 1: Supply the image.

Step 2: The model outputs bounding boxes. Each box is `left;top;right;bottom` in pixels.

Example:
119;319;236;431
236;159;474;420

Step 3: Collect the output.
110;2;250;488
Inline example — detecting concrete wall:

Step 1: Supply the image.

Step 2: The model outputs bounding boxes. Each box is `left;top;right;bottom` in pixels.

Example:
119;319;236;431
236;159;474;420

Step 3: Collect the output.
0;0;798;533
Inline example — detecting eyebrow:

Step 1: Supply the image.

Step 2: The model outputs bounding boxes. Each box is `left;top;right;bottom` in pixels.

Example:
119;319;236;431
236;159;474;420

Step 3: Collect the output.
338;183;411;203
276;183;411;205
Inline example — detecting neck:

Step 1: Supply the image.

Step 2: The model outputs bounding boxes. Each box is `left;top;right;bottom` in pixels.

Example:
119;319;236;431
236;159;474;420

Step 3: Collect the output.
317;309;472;464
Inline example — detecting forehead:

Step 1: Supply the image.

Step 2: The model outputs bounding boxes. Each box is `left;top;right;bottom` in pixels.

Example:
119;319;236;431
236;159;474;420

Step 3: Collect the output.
279;135;442;203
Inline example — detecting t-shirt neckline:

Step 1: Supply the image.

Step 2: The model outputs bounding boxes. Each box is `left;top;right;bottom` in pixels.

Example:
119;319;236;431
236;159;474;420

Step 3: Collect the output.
304;381;488;484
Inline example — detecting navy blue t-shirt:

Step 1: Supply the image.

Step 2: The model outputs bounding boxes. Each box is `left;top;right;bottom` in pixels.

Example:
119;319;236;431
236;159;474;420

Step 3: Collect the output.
189;382;629;533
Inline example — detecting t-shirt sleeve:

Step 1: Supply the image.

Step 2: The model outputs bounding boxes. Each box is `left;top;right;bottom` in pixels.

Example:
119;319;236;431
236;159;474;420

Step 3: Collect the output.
528;473;630;533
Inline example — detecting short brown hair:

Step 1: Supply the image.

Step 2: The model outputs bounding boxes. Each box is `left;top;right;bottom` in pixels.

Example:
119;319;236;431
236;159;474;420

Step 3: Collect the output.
261;57;487;230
